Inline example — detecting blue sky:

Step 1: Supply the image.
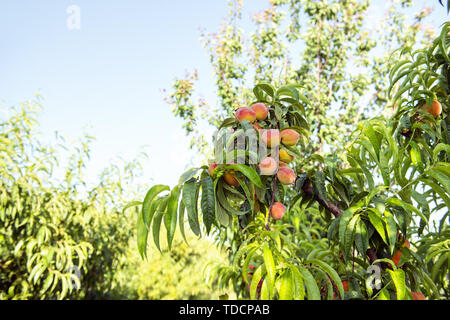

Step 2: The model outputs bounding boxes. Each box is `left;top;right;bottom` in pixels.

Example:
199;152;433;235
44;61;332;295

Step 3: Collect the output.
0;1;447;191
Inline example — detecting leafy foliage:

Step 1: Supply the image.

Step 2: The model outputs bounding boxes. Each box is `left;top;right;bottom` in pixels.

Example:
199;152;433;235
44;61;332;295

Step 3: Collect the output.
131;18;449;300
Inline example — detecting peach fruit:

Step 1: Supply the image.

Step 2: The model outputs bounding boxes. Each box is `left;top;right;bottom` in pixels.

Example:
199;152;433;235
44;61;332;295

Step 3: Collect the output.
342;280;349;292
258;156;278;175
250;102;269;120
261;129;280;148
422;100;442;118
223;171;240;186
235;107;256;123
279;149;293;163
392;250;402;267
280;129;300;146
277;166;296;185
411;292;426;300
270;202;286;220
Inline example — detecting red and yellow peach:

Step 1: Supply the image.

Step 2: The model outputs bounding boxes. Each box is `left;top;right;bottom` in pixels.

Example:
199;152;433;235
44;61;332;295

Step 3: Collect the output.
277;166;295;185
261;129;280;148
235;107;256;123
422;100;442;118
270;202;286;220
223;171;240;186
250;102;269;121
280;129;300;146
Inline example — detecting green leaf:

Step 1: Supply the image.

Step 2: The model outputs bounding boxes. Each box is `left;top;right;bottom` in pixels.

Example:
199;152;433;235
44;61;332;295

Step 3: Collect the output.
164;186;180;250
384;211;397;255
386;197;428;225
225;164;264;188
200;173;216;234
255;83;275;98
289;265;305;300
250;265;264;300
367;209;389;245
178;199;188;244
376;287;391;300
432;143;450;162
278;269;294;300
314;171;327;201
388;269;407;300
142;185;170;226
263;245;276;299
122;201;142;215
178;168;200;186
354;219;369;257
344;214;359;259
339;207;357;249
182;178;201;237
426;167;450;195
297;265;320;300
152;197;169;252
215;198;231;227
137;196;165;258
307;259;344;299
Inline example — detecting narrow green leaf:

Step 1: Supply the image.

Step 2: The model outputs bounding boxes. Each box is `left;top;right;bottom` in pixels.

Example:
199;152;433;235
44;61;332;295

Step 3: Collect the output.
297;265;320;300
388;269;407;300
153;197;169;252
164;186;180;250
200;173;216;234
263;245;276;299
182;178;201;236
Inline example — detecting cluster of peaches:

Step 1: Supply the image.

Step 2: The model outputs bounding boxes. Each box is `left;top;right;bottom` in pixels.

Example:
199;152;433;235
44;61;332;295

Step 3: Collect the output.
208;102;301;222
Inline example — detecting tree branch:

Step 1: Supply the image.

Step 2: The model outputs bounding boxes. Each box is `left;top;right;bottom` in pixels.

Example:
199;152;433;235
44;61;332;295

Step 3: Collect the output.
300;178;342;218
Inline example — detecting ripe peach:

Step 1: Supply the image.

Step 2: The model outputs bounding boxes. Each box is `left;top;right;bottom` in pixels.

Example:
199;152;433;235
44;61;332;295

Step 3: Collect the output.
223;171;240;186
250;102;269;121
280;129;300;146
392;250;402;267
208;163;218;176
422;100;442;118
258;156;278;175
261;129;280;148
235;107;256;123
342;280;349;292
279;149;293;163
270;202;285;220
277;167;296;185
411;292;426;300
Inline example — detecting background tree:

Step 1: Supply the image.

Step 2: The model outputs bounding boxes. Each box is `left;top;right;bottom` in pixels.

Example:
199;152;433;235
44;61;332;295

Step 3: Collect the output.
166;0;435;157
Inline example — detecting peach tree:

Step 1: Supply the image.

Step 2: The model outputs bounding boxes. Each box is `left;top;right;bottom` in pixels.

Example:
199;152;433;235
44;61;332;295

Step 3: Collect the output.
127;21;449;300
